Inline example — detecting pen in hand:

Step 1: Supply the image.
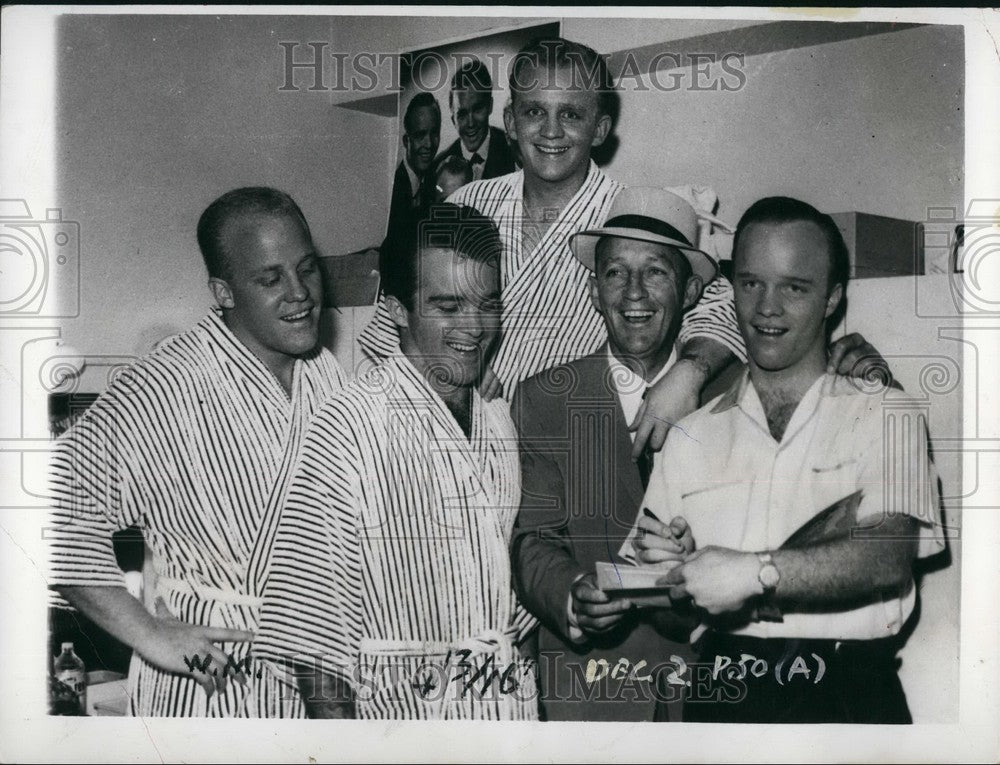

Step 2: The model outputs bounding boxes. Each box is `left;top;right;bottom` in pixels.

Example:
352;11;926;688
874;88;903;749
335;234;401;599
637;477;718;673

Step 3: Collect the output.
641;507;691;556
643;507;680;540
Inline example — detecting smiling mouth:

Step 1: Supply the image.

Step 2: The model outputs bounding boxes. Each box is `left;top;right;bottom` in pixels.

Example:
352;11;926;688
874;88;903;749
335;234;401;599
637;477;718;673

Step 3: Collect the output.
621;310;655;324
535;145;569;155
445;340;479;354
281;308;313;323
754;325;787;337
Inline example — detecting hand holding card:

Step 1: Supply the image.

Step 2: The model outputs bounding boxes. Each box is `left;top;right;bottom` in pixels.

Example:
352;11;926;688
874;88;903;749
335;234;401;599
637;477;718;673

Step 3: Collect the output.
594;562;675;608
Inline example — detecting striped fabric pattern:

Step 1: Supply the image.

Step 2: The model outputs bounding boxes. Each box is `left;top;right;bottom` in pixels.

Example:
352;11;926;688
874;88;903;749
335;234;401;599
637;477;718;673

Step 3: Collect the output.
255;355;539;720
357;163;746;399
48;310;345;717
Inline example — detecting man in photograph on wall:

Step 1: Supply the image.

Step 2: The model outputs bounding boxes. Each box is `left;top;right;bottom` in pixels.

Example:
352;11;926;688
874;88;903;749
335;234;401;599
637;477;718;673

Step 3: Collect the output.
629;197;945;724
386;92;442;246
49;187;346;717
436;58;517;183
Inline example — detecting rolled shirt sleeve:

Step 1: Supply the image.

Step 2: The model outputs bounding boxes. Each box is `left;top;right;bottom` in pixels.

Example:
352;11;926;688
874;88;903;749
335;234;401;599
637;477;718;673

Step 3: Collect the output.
676;275;747;363
853;395;946;559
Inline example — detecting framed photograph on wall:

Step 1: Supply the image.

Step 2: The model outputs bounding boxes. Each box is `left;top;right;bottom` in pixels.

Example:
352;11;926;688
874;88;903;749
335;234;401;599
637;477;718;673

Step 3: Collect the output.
390;20;560;218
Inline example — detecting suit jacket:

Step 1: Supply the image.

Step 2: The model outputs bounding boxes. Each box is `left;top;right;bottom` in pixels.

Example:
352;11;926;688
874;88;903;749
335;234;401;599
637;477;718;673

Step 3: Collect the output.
509;350;694;722
386;160;430;240
437;125;516;182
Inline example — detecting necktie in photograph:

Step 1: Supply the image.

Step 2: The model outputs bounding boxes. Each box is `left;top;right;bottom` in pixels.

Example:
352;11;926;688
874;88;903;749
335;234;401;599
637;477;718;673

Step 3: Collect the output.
470;152;484;181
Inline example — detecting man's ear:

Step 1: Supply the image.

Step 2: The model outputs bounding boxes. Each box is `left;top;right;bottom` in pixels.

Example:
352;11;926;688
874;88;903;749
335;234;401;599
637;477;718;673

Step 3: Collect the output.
682;275;704;311
401;134;410;153
588;274;601;313
385;294;410;329
503;104;517;142
825;282;844;319
209;277;235;309
591;113;613;148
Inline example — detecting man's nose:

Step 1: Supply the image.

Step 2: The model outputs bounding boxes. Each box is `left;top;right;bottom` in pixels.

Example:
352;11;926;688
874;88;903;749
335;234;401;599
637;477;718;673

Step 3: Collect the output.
448;324;485;346
625;272;647;300
756;286;783;316
286;272;309;303
467;306;498;334
540;112;563;139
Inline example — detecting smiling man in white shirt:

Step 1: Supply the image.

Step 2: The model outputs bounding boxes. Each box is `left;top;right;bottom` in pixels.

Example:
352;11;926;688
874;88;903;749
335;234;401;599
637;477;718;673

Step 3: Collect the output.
630;196;945;724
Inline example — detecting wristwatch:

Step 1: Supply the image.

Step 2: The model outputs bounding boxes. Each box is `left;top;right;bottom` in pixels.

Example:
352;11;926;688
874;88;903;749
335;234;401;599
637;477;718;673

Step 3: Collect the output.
755;552;783;622
757;552;780;593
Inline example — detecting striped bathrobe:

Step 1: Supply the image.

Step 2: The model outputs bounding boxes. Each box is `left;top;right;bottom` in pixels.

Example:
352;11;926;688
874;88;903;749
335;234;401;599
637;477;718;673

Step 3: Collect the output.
48;310;345;717
358;162;745;397
255;355;539;720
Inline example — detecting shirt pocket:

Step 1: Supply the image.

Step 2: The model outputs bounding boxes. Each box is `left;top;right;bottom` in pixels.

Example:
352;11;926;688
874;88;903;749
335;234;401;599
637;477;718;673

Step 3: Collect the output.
809;459;861;520
679;480;754;552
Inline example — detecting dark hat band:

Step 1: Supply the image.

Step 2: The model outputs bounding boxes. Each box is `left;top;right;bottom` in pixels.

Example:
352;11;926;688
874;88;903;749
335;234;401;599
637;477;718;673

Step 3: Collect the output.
602;214;692;248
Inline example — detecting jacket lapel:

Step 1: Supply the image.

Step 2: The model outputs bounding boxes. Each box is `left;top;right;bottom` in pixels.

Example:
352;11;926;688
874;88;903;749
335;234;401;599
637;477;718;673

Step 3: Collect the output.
606;372;648;524
572;351;647;525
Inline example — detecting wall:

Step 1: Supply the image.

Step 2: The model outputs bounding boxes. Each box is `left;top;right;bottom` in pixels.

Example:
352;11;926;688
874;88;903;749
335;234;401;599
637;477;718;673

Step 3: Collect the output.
837;274;963;722
587;23;963;234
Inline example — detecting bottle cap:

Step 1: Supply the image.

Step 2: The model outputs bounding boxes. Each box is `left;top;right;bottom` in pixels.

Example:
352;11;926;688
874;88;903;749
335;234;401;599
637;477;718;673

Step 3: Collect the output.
61;642;73;651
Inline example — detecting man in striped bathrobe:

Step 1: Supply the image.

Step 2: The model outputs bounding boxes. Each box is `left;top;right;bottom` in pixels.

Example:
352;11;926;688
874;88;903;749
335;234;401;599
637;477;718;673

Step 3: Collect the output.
255;205;539;720
49;188;345;717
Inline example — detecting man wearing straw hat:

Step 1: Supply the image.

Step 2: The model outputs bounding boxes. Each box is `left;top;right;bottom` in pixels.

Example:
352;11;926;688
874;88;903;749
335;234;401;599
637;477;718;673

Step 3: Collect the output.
510;186;738;721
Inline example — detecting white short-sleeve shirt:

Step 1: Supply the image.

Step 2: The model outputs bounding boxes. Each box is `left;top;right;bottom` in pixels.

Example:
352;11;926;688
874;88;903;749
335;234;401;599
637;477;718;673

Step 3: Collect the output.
627;370;946;641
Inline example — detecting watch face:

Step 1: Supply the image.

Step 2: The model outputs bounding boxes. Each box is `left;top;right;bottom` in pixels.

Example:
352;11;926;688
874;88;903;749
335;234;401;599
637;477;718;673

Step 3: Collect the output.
759;564;780;590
